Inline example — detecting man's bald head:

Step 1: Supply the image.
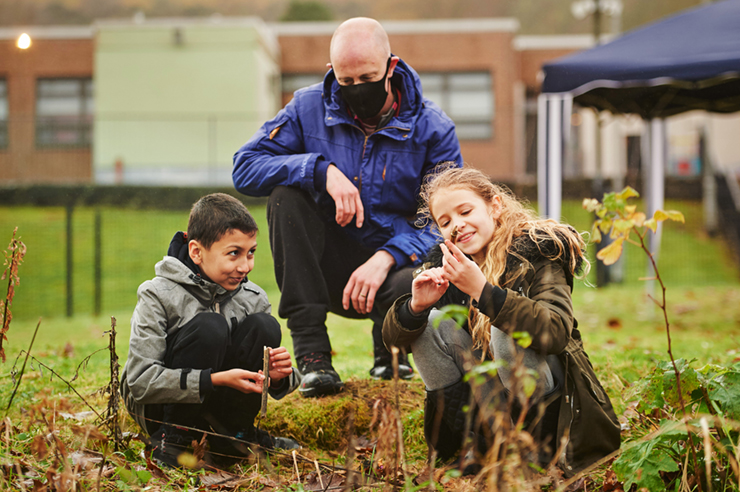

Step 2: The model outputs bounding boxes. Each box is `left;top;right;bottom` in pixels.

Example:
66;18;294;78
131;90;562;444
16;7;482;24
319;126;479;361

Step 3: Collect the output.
329;17;399;120
330;17;391;65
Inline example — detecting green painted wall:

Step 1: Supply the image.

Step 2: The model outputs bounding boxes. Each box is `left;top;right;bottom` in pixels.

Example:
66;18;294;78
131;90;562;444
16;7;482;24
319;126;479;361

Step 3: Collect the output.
93;19;280;185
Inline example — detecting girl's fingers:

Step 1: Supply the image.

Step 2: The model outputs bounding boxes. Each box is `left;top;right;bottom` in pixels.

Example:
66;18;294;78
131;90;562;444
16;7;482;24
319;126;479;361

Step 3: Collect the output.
444;240;463;262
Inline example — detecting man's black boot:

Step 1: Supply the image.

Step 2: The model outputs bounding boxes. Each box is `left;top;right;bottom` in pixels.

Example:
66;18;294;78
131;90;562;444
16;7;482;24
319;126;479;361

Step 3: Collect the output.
296;352;344;397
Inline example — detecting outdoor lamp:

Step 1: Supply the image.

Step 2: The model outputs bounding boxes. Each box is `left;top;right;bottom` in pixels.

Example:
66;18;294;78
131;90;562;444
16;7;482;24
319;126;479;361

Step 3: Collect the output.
17;33;31;49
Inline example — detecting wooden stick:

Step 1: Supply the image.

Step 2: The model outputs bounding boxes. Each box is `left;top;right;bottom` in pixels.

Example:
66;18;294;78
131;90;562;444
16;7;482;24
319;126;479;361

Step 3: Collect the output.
314;460;324;489
292;450;300;481
261;346;269;418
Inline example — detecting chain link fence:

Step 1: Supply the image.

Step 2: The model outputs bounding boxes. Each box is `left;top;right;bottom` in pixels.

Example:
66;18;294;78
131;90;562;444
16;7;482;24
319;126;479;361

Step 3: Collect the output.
1;197;737;321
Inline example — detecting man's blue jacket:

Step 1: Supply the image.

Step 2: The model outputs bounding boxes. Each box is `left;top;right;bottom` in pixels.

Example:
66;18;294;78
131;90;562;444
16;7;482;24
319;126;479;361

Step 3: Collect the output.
232;58;462;269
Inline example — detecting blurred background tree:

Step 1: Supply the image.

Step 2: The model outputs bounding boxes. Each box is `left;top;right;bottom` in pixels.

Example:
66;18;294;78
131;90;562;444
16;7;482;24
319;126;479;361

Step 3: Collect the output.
0;0;704;35
280;0;333;21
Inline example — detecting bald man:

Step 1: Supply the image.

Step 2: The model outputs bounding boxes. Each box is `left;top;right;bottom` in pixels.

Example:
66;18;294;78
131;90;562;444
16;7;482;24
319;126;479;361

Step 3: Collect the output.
233;18;462;397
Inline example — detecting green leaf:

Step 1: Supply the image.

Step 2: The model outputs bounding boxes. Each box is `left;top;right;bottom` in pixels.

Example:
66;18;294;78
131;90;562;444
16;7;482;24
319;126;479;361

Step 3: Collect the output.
617;186;640;201
665;210;685;223
522;374;537;398
433;304;469;329
602;192;618;211
632;211;646;227
612;218;634;235
614;440;679;492
598;217;613;233
115;467;138;484
465;360;505;381
656;419;688;441
707;370;740;420
662;364;701;410
135;470;152;485
596;237;624;265
644;218;658;233
582;198;601;213
591;224;602;244
627;371;665;414
512;331;532;349
654;210;670;222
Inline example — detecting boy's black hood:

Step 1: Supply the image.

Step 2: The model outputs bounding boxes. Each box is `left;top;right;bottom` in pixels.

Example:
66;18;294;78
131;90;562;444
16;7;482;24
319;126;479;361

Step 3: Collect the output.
167;231;200;276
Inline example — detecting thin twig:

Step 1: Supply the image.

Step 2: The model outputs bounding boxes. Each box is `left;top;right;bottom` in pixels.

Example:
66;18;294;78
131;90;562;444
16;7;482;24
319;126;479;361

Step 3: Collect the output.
104;317;122;450
292;450;300;481
314;459;325;489
261;346;269;418
97;444;109;492
1;228;26;363
15;353;103;420
391;346;407;486
5;318;41;414
635;227;702;490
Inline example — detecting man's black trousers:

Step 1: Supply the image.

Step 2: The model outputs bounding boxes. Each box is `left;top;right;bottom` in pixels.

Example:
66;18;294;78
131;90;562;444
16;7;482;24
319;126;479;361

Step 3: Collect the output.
266;185;414;360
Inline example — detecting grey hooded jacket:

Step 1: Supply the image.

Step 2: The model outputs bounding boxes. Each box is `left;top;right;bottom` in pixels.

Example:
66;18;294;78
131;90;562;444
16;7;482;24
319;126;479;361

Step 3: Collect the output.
121;254;299;433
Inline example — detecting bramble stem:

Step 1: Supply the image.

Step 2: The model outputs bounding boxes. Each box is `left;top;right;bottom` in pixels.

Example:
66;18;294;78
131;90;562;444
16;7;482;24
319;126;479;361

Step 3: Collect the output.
5;319;41;414
634;226;702;491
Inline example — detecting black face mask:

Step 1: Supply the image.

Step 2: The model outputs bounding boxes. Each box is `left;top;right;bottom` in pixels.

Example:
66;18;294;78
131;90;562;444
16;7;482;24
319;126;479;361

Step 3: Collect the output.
339;57;392;119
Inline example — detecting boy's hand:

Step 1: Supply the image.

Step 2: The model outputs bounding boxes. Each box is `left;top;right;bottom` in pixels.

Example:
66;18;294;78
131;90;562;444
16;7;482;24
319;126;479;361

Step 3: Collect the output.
212;369;264;394
268;347;293;387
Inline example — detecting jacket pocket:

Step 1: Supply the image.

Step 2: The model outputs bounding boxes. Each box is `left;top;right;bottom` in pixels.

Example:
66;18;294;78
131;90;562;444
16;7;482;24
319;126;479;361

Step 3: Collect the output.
581;372;607;405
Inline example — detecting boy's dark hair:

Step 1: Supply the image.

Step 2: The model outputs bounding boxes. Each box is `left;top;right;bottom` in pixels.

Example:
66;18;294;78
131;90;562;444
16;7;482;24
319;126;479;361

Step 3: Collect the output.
187;193;258;249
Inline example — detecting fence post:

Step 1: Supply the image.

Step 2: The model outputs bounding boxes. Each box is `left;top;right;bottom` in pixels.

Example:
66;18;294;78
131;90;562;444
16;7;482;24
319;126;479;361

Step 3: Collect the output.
94;209;102;317
66;203;74;318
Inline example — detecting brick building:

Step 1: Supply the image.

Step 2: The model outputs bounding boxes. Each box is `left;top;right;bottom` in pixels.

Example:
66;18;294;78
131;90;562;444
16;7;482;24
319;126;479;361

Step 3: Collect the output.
0;27;94;183
5;17;733;188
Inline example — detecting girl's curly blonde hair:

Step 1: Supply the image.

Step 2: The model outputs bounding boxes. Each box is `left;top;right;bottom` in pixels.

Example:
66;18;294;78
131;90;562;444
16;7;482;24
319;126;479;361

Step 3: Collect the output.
418;164;590;353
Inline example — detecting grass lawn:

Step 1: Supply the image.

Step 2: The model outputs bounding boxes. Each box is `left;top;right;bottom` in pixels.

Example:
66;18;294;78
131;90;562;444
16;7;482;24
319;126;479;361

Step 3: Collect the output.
1;200;739;490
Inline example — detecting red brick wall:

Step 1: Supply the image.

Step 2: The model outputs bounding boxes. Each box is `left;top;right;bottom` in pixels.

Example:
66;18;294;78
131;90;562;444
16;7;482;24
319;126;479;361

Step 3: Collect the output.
520;48;577;92
0;37;93;184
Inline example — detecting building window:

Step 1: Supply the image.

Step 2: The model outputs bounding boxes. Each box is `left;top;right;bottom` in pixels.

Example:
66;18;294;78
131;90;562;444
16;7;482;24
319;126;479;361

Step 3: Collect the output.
36;78;93;148
419;72;493;140
282;73;324;95
0;80;8;149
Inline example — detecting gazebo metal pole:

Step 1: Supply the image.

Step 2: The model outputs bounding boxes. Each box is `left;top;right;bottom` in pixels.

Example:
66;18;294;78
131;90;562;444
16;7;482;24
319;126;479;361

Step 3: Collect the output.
537;94;548;217
547;94;563;221
644;118;666;295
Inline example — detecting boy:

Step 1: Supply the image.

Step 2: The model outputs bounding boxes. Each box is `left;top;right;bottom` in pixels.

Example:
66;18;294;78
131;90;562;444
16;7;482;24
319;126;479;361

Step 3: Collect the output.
121;193;301;468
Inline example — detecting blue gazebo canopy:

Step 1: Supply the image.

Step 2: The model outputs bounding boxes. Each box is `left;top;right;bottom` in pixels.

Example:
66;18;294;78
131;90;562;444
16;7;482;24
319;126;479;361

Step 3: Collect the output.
542;0;740;118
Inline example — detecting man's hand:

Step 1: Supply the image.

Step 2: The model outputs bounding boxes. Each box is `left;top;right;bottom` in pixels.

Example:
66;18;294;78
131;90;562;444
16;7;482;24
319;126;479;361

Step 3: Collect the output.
440;241;487;302
268;347;293;388
409;267;448;314
211;369;264;394
342;250;395;315
326;164;364;228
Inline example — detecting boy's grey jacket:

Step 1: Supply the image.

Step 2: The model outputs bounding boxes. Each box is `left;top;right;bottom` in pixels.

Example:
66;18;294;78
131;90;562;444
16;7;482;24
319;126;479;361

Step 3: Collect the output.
121;255;300;433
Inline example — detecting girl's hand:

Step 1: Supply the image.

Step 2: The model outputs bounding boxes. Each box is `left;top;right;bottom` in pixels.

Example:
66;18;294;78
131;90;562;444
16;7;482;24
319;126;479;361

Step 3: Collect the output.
211;369;264;394
268;347;294;387
409;266;448;313
440;241;487;302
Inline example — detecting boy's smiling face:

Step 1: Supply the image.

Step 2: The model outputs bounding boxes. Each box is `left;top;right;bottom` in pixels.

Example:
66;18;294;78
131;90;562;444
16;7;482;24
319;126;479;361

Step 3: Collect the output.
188;229;257;291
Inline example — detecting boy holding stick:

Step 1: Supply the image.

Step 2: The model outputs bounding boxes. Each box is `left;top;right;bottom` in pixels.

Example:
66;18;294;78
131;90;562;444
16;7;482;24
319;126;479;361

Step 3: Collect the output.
121;193;301;468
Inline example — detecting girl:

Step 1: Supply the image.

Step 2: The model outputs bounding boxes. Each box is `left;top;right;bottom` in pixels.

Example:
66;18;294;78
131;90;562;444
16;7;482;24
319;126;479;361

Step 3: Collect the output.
383;166;620;475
